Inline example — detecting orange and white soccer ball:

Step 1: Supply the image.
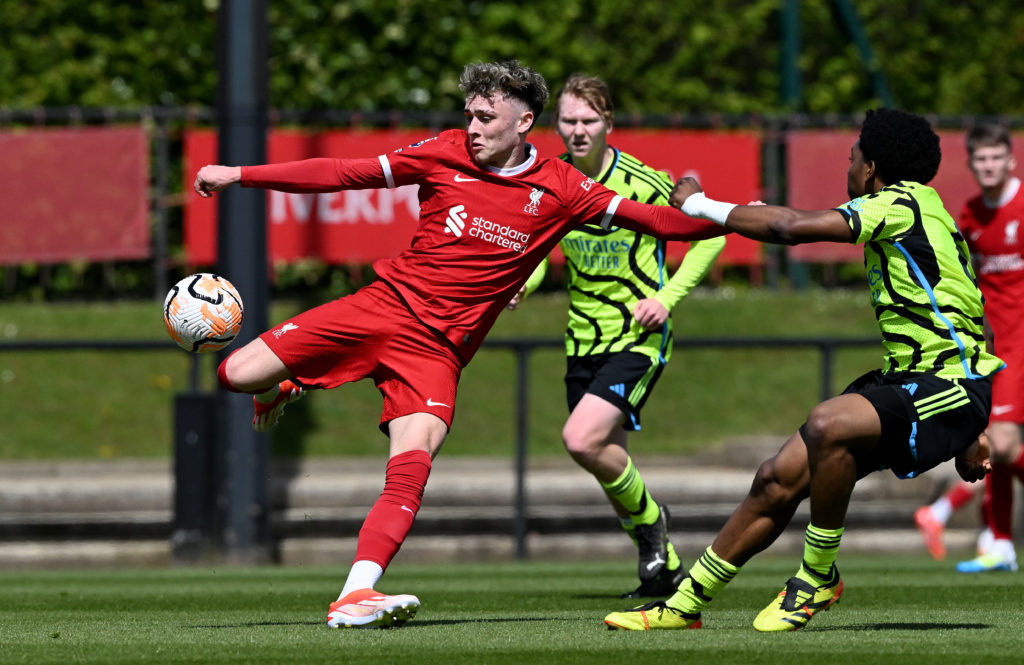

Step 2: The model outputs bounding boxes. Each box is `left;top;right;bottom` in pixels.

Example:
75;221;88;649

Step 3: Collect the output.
163;273;244;353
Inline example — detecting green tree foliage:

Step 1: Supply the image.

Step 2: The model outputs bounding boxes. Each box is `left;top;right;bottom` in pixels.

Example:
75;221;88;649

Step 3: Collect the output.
1;1;1021;114
797;1;1024;114
0;1;218;107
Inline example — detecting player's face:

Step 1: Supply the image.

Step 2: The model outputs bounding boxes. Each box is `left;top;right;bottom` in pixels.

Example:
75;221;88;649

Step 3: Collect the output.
847;142;873;199
969;144;1016;191
464;93;533;169
555;94;610;161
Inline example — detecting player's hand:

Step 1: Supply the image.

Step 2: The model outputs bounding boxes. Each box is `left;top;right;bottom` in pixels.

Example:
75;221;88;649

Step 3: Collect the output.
194;165;242;198
505;285;528;310
955;431;992;482
669;177;704;209
632;298;669;330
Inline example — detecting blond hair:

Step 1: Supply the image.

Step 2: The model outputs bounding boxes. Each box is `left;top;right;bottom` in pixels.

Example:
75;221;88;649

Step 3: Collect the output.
556;74;614;125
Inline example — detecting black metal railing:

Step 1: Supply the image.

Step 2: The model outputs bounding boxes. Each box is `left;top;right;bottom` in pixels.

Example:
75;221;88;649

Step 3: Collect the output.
0;335;876;558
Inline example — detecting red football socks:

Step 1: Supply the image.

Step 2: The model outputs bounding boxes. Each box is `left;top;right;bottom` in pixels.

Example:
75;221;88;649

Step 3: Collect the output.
354;449;432;568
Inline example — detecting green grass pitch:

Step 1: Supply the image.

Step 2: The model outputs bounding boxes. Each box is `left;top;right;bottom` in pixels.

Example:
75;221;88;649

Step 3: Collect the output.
2;555;1023;665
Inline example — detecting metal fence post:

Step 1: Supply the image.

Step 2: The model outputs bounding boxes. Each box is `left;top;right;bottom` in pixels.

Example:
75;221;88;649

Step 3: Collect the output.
212;0;271;564
171;392;217;562
514;344;530;559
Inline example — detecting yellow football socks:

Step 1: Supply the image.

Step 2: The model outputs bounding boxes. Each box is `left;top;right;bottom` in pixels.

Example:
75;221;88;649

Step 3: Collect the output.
796;524;844;584
667;547;739;615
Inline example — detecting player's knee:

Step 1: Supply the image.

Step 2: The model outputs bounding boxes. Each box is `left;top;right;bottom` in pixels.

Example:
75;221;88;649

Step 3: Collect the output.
987;425;1021;464
561;426;588;457
801;405;847;453
990;442;1019;465
802;409;829;445
561;423;601;461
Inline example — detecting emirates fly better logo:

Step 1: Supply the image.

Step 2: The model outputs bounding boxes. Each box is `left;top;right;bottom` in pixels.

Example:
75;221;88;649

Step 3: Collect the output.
443;204;531;252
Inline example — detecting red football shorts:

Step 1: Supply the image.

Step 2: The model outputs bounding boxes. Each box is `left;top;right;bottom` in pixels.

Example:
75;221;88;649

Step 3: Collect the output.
258;280;462;431
991;345;1024;425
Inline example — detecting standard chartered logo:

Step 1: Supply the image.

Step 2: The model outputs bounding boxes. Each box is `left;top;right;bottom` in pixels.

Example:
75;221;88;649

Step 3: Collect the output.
445;205;467;236
443;204;531;252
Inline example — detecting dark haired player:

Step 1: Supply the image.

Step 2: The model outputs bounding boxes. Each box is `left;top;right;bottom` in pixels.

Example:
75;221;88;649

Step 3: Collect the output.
193;60;724;629
604;109;1003;631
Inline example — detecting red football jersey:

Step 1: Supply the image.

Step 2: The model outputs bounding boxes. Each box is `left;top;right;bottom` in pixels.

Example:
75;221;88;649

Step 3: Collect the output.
959;177;1024;351
242;129;721;364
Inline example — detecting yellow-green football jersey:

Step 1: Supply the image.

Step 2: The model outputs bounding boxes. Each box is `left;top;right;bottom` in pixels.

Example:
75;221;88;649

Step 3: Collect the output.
556;149;720;360
835;181;1003;380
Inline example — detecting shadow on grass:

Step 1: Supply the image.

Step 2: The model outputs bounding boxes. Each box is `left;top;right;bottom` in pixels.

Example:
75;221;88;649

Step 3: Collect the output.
572;593;646;601
407;618;550;627
816;622;990;631
188;621;322;628
188;617;551;629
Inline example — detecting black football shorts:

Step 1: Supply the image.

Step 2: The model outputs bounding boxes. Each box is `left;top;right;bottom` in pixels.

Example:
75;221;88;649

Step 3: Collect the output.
824;369;992;479
565;351;665;431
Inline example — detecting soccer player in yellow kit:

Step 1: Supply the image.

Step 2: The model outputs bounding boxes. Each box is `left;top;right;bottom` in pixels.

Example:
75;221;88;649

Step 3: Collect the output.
510;74;724;597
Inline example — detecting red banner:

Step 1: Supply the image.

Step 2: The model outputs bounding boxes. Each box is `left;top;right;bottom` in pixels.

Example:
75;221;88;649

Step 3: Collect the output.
786;130;1003;262
0;127;150;264
184;128;763;267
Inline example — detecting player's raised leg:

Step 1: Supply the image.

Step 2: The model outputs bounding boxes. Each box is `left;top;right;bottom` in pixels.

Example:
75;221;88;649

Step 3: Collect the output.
327;412;447;628
217;337;305;431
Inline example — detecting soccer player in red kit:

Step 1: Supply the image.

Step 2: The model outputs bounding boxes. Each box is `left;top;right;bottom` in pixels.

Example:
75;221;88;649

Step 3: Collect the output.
193;60;725;628
915;123;1023;572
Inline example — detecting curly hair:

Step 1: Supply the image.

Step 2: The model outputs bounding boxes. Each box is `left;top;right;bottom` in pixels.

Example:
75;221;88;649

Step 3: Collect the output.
858;108;941;185
459;60;549;126
556;74;614;125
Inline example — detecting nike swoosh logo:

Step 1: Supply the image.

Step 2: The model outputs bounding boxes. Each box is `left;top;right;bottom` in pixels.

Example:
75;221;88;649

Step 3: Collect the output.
454;174;479;182
400;505;415;514
992;404;1014;416
645;555;665;571
426;398;451;408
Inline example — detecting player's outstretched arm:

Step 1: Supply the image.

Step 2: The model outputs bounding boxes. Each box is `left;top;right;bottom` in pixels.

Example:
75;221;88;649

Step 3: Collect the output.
611;197;728;241
196;158;386;198
194;165;242;198
670;177;854;245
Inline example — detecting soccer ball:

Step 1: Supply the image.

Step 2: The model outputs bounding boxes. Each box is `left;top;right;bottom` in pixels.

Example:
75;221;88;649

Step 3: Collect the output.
163;273;244;353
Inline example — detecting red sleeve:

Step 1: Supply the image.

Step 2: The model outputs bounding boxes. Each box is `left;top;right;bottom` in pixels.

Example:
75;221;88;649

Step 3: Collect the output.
241;157;385;193
612;197;729;241
958;199;978;230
